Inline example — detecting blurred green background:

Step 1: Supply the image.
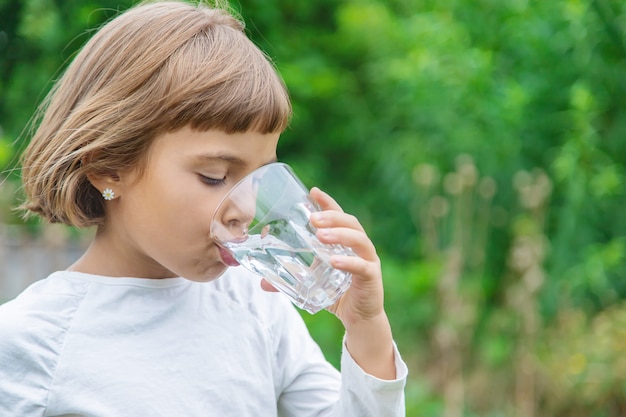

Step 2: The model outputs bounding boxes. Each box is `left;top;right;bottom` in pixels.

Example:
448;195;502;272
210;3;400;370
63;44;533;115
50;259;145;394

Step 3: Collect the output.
1;0;625;415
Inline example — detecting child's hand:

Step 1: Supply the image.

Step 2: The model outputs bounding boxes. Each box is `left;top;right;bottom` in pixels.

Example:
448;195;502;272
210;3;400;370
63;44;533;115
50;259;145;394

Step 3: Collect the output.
260;186;396;379
308;187;396;379
308;187;385;326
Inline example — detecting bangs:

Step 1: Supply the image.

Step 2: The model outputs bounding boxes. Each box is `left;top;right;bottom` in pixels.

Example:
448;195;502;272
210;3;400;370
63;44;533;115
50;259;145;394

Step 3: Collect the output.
154;24;292;135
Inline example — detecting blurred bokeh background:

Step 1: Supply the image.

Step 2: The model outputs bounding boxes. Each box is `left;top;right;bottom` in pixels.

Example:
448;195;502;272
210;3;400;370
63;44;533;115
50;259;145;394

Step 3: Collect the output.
1;0;625;415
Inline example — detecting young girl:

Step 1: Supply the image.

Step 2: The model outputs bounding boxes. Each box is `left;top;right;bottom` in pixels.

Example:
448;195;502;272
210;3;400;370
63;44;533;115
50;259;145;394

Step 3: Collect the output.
0;1;407;415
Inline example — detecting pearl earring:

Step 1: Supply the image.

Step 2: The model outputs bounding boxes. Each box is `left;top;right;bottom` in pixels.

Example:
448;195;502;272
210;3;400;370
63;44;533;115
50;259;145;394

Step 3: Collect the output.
102;188;115;201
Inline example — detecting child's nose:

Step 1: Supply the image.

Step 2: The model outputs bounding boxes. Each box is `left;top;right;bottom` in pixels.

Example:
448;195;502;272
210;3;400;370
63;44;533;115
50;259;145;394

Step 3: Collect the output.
217;195;256;241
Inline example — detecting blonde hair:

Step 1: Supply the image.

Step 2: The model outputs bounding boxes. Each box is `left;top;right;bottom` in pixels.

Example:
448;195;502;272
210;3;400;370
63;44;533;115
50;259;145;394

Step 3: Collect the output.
19;0;291;227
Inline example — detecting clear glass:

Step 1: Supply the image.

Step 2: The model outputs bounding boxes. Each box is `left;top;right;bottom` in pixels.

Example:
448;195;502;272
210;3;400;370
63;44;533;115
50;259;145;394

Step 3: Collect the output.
210;163;353;314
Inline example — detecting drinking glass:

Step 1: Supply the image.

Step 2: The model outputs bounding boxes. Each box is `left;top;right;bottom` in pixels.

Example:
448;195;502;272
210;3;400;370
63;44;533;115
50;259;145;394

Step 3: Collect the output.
210;163;353;313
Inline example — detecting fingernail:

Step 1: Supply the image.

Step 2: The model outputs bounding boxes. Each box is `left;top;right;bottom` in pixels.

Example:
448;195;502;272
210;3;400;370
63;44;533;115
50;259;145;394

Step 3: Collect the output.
318;229;331;238
311;213;325;224
331;256;344;267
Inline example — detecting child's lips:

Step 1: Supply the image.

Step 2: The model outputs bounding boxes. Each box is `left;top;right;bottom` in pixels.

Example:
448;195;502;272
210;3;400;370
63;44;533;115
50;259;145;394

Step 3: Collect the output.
218;246;240;266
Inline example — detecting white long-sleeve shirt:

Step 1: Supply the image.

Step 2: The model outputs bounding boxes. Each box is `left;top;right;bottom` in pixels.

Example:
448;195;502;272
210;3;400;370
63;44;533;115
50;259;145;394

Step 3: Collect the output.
0;267;407;416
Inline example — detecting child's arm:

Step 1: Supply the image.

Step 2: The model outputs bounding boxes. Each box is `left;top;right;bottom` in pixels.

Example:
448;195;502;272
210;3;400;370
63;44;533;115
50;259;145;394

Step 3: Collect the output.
308;187;397;381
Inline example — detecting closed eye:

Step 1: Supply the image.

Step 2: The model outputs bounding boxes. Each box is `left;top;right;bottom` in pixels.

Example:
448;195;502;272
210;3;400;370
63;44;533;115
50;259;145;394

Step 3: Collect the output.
199;174;226;186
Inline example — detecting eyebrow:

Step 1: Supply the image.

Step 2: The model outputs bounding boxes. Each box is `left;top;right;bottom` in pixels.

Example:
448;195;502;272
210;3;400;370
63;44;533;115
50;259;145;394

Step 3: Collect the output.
195;154;278;167
196;154;246;165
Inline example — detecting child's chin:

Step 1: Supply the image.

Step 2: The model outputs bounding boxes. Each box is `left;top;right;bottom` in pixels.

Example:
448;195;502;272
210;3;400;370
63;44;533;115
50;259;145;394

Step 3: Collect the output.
184;264;229;283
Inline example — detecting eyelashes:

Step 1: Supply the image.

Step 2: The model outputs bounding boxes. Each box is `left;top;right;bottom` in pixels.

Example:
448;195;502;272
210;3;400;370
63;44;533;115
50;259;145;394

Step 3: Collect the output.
199;174;226;186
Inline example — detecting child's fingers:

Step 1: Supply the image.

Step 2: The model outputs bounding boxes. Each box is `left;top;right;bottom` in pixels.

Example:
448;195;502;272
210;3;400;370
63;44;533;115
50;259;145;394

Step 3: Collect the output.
310;210;364;233
309;185;376;259
330;254;378;279
310;187;344;213
316;226;376;261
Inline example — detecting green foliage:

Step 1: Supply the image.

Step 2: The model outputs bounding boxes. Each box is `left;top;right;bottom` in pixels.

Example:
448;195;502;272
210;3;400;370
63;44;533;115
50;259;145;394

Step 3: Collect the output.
0;134;12;167
538;304;626;416
2;0;626;414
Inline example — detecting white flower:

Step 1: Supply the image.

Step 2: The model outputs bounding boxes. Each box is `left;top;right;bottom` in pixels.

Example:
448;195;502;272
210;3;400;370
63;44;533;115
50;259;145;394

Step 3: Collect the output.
102;188;115;201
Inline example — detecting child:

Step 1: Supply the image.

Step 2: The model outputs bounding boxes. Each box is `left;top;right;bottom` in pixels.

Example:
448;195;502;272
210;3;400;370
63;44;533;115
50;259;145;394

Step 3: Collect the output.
0;1;407;415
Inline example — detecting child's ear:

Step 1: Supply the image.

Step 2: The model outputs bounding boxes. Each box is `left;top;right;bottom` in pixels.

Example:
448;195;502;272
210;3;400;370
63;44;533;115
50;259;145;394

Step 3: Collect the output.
83;153;122;198
86;171;122;200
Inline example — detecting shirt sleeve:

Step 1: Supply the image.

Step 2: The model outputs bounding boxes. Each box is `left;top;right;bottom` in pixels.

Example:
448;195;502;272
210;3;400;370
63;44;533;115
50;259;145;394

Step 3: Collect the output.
0;290;76;416
335;338;408;417
0;277;89;417
272;297;407;417
0;308;51;416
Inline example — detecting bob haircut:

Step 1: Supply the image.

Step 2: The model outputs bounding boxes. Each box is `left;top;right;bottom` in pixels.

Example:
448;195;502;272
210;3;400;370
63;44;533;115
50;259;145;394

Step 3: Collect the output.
19;0;292;228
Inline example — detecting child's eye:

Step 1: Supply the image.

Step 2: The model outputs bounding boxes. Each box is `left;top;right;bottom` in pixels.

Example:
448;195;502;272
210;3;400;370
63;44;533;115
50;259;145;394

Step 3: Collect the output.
199;174;226;186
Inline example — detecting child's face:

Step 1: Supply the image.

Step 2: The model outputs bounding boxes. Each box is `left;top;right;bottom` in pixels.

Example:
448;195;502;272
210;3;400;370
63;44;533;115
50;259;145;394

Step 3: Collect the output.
107;126;280;281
